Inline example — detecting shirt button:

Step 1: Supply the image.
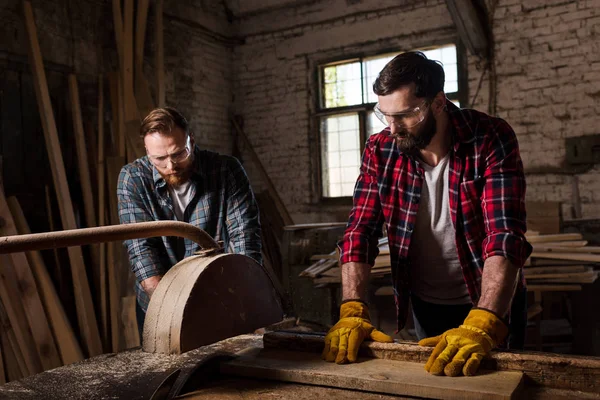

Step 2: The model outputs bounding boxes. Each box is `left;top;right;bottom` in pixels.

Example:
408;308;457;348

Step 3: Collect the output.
414;197;420;204
407;224;414;232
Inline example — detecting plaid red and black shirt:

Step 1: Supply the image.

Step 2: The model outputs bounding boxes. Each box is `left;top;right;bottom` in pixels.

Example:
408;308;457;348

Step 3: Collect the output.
338;101;532;331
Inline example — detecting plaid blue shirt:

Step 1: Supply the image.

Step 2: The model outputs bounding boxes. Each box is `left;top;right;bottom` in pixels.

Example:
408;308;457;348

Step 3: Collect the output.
117;146;262;312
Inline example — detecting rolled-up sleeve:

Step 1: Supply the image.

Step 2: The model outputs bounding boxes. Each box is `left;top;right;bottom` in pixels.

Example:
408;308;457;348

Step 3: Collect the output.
481;119;532;268
117;166;165;281
224;157;262;264
338;138;384;266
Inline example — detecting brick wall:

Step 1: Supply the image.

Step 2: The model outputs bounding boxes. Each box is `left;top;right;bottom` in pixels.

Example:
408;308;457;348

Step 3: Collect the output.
232;0;600;223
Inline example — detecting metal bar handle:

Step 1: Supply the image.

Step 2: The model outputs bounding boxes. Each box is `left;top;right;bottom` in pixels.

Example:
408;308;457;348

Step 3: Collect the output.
0;221;221;254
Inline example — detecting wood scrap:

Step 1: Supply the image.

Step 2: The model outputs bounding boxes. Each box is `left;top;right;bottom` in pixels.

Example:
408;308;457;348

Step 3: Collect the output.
23;0;102;357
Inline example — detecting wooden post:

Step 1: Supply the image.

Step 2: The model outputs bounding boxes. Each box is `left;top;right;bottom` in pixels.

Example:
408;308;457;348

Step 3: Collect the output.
23;0;103;357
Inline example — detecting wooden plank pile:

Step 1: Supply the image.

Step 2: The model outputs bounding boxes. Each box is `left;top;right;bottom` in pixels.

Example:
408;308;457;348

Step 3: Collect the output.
301;233;599;289
0;0;167;384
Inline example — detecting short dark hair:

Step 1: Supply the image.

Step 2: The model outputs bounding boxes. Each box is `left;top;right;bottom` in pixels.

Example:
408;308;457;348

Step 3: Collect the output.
373;51;445;99
140;107;190;138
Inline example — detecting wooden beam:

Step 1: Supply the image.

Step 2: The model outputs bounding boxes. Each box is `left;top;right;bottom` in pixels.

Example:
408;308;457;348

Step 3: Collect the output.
231;118;294;226
0;302;26;381
6;197;84;365
445;0;488;57
23;0;103;357
530;251;600;263
155;0;165;107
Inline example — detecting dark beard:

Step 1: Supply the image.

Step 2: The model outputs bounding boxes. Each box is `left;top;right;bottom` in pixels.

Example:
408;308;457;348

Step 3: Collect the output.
392;109;437;153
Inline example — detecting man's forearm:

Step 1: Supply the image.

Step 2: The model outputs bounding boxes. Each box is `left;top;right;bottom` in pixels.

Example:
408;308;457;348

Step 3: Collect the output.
141;275;162;299
477;255;519;317
341;262;371;301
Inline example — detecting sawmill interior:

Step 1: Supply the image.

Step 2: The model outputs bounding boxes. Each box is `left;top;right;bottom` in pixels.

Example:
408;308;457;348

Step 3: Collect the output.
0;0;599;398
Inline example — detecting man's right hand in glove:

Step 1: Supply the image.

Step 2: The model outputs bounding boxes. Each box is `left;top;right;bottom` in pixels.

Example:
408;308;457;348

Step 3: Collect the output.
322;300;393;364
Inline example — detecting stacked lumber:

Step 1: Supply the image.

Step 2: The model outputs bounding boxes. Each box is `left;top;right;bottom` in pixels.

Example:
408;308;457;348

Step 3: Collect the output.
0;0;169;383
525;232;599;290
301;233;599;289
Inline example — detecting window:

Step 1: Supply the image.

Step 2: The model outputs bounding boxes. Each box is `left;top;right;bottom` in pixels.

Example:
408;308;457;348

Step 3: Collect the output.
318;44;463;198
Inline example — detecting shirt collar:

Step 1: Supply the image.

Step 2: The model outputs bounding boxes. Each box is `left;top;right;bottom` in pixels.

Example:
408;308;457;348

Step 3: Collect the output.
447;100;476;152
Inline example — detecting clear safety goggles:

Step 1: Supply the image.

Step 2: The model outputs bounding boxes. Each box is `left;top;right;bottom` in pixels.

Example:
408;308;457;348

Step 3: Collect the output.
147;135;192;169
373;100;429;129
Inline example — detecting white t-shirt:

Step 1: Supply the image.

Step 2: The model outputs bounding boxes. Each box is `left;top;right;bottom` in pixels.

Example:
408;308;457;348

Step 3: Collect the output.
408;152;471;305
167;181;194;259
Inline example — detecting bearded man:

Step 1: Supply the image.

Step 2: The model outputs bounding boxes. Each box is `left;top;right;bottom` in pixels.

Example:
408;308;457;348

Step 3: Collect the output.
322;51;531;377
117;107;262;338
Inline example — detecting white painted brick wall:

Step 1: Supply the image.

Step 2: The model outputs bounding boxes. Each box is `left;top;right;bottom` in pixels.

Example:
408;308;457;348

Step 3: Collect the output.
233;0;600;222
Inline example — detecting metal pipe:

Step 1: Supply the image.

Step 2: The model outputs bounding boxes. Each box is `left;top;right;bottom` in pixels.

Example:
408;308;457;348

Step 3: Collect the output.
0;221;221;254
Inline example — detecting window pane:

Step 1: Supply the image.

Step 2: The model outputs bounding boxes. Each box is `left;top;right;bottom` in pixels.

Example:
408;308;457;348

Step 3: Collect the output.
323;61;362;108
367;110;387;136
320;113;361;197
422;44;458;95
363;53;399;103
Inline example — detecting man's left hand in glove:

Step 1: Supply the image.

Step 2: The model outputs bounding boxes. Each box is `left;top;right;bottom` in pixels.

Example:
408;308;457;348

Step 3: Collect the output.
418;308;508;377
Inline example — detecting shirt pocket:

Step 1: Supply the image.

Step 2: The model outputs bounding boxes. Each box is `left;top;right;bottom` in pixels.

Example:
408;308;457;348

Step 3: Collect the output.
459;179;485;241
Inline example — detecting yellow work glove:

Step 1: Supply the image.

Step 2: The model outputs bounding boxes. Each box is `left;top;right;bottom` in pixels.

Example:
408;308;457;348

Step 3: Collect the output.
418;308;508;377
322;301;393;364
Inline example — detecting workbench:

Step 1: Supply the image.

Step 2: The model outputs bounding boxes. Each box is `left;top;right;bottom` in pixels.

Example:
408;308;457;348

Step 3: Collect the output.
0;332;598;399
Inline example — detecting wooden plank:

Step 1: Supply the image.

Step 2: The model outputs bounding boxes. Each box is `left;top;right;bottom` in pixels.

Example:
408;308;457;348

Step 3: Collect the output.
134;0;155;119
155;0;165;107
527;272;598;284
263;332;600;393
526;233;583;244
44;185;63;293
525;268;594;280
232;118;293;226
524;265;587;276
221;348;524;400
122;0;138;122
68;74;97;229
0;304;25;382
535;246;600;254
97;74;109;352
0;254;41;375
107;242;121;353
111;0;123;66
121;295;140;349
530;251;600;263
7;197;84;365
23;0;103;357
106;157;125;351
527;284;582;292
532;240;587;248
0;189;61;370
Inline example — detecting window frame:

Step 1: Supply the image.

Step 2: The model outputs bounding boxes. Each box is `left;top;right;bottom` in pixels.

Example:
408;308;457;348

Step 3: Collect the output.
315;42;467;203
